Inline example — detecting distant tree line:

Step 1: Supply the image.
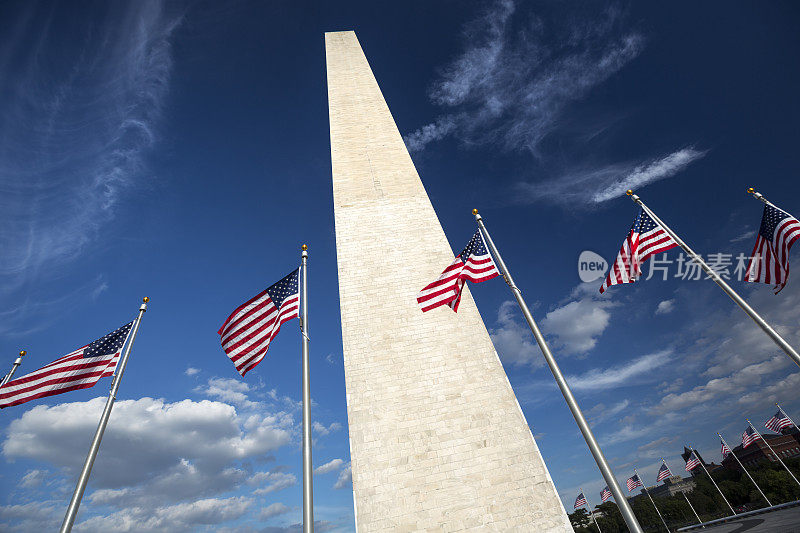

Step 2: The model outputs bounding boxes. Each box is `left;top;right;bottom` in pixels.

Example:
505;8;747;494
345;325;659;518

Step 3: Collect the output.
569;457;800;532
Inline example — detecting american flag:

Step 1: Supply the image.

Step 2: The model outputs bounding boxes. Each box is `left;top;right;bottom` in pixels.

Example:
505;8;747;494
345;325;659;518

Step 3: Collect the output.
599;208;678;293
765;409;794;433
721;440;732;459
574;492;587;509
0;322;133;409
685;451;701;471
745;203;800;293
742;426;761;448
601;486;612;502
656;461;672;482
219;269;300;377
417;229;499;312
626;474;642;492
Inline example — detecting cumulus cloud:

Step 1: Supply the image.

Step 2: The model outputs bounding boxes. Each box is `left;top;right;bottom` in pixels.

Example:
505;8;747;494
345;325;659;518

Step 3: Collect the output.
405;1;642;155
312;421;343;437
489;301;541;366
2;396;293;526
540;287;616;355
567;350;672;391
250;471;298;495
333;462;352;490
314;458;344;475
195;377;260;409
260;502;291;521
185;367;200;376
655;299;675;315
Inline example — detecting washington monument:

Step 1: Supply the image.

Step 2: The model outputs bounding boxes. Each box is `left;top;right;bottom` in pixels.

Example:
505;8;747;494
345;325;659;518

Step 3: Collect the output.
326;31;571;531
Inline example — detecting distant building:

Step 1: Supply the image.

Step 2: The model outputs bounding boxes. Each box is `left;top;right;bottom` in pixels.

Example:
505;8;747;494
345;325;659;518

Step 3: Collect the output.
645;475;697;499
722;428;800;471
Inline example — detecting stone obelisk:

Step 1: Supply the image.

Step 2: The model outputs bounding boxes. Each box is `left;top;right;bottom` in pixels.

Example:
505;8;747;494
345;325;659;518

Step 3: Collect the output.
326;31;571;532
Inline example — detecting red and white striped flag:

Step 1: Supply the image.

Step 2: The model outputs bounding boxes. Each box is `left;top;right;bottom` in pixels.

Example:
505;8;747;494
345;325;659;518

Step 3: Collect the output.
626;473;642;492
721;440;732;459
0;322;133;409
685;451;701;471
742;426;761;448
600;486;612;502
219;269;299;377
417;230;499;312
656;461;672;482
574;492;587;509
745;203;800;293
765;409;794;433
599;208;678;293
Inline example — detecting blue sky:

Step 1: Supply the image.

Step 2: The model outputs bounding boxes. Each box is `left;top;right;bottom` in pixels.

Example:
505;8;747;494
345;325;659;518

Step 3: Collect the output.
1;0;800;531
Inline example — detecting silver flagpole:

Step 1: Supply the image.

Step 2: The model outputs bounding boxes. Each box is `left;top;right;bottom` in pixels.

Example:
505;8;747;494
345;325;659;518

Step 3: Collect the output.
473;209;644;533
776;402;799;431
300;245;314;533
582;487;602;533
747;419;800;488
626;190;800;369
0;350;26;386
688;445;735;516
60;297;148;533
718;432;771;506
680;491;703;528
634;467;670;533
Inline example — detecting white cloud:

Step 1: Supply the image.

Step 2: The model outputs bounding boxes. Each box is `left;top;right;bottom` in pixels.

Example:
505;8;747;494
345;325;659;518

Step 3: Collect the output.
76;496;253;533
3;397;292;503
185;367;200;376
655;299;675;315
325;353;337;365
314;458;344;475
195;377;259;410
312;421;342;437
590;148;707;203
250;472;298;495
567;350;672;391
489;301;541;366
406;1;643;154
540;287;615;355
0;2;180;306
333;462;352;490
19;469;48;489
520;147;706;206
260;502;291;521
730;229;756;243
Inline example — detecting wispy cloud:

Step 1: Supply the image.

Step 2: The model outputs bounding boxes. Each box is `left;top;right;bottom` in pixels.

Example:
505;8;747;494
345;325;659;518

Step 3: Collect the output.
0;1;180;295
519;147;707;206
405;1;643;155
566;350;672;391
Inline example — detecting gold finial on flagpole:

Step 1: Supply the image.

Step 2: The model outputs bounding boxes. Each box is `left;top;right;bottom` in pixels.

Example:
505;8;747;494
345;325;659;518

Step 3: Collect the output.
747;187;754;194
19;350;26;357
626;189;633;196
142;297;149;303
472;208;478;215
302;244;308;251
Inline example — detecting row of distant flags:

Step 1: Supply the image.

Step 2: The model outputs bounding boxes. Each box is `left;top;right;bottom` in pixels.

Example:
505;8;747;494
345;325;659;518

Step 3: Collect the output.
573;405;800;529
0;189;797;533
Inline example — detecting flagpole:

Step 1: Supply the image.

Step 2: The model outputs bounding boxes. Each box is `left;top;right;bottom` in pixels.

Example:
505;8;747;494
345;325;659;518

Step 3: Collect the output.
680;491;703;528
688;445;735;516
474;209;644;533
747;419;800;488
634;468;670;533
0;350;26;387
582;487;602;533
300;244;314;533
718;432;771;506
60;297;148;533
776;402;799;430
627;190;800;369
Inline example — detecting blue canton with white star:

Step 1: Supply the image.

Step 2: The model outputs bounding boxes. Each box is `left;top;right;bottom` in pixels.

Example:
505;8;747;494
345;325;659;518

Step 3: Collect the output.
459;230;489;261
759;204;791;239
84;321;133;358
633;208;659;234
268;269;299;308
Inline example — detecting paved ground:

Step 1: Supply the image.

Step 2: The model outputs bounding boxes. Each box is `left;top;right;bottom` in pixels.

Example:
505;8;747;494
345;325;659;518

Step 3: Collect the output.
684;505;800;532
